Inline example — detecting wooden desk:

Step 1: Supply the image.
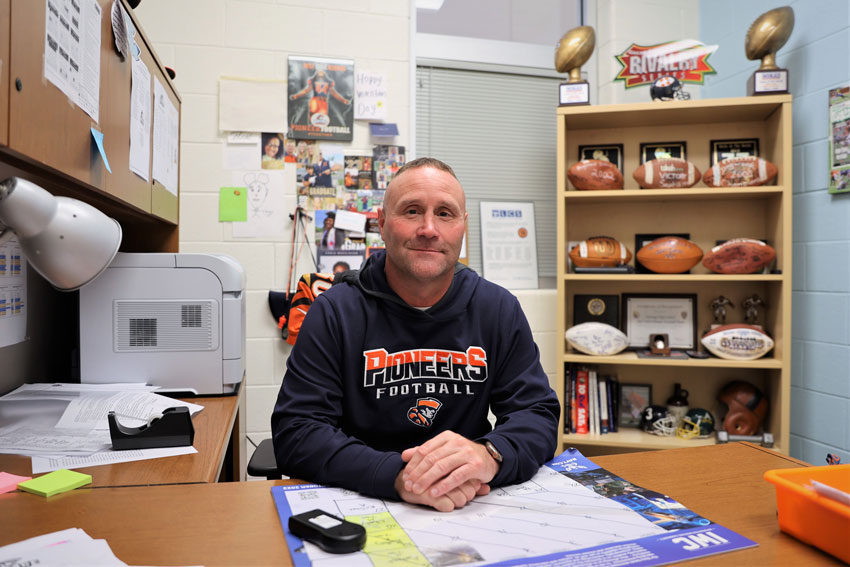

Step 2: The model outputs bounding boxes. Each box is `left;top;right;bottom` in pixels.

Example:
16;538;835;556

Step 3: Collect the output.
0;442;840;566
0;391;244;487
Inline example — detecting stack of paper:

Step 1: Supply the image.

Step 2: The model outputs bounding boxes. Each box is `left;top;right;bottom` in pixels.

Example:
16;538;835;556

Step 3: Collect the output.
0;383;203;473
0;528;127;566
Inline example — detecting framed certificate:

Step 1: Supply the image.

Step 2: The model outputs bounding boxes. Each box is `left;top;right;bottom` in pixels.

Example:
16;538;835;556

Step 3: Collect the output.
639;141;686;163
578;144;624;173
710;138;760;165
622;293;697;350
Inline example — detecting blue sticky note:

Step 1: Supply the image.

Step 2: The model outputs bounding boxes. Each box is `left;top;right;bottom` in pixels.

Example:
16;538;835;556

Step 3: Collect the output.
90;127;112;173
369;122;399;137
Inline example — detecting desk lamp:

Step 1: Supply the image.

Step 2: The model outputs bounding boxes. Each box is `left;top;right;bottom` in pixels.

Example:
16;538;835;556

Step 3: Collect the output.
0;177;122;291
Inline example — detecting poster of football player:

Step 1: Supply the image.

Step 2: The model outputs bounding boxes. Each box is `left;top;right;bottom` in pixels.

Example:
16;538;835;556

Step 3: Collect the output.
288;56;354;142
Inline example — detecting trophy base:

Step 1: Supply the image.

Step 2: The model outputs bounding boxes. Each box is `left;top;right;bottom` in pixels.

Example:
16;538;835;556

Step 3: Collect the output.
747;69;789;96
559;81;590;106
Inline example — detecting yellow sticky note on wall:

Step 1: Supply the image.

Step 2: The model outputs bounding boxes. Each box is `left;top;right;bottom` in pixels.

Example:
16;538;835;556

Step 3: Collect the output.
18;469;92;497
220;187;248;222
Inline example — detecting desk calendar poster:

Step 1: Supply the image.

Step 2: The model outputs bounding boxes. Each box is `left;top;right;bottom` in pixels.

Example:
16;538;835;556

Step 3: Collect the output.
273;449;756;567
829;84;850;194
479;201;538;290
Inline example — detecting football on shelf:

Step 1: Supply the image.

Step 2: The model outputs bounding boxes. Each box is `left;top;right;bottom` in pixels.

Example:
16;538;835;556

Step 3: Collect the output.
702;156;778;187
636;236;703;274
632;158;701;189
702;238;777;274
567;159;624;190
701;324;774;360
565;322;629;356
569;236;632;268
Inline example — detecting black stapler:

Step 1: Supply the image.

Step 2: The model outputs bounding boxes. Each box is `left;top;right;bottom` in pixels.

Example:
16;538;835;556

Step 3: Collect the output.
108;406;195;450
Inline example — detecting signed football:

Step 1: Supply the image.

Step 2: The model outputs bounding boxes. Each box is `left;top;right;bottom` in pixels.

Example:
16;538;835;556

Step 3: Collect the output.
633;158;701;189
569;236;632;268
566;322;629;356
701;324;774;360
702;238;776;274
636;236;703;274
567;159;624;190
703;156;778;187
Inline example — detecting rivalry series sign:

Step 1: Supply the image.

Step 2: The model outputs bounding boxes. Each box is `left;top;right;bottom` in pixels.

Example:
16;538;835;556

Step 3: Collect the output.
615;40;717;88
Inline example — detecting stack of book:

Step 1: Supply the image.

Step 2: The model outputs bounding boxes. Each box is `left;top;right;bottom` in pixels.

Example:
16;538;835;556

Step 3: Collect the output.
563;363;620;435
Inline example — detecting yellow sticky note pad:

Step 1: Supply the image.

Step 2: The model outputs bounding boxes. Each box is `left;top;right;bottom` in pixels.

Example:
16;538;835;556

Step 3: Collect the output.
18;469;92;497
219;187;247;221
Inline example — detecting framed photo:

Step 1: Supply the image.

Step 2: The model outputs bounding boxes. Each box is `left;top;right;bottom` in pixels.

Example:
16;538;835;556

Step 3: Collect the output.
639;141;686;163
578;144;623;173
710;138;760;166
573;294;619;327
619;383;652;428
634;233;689;274
622;293;697;350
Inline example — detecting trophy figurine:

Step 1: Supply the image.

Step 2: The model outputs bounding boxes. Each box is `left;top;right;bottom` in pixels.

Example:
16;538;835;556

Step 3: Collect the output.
710;295;734;328
745;6;794;95
555;26;595;106
743;294;766;329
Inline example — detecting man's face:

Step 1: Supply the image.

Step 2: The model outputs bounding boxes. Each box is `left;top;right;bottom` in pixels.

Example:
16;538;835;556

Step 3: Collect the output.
378;167;467;284
324;216;334;229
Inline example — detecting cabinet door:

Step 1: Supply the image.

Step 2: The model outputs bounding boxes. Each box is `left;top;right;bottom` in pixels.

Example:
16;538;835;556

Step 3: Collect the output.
0;0;9;147
8;0;151;213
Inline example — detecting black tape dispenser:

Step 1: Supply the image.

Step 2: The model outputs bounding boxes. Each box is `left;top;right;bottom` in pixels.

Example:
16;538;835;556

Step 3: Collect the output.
108;406;195;450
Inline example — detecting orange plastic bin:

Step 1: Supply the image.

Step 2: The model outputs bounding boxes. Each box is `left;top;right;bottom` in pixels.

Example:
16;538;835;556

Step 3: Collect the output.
764;464;850;563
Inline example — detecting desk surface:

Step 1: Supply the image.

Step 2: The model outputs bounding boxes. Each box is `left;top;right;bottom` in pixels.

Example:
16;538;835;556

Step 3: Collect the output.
0;393;242;487
0;442;841;566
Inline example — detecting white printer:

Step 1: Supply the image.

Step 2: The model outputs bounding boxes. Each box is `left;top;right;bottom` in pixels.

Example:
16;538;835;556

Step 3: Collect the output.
79;253;246;395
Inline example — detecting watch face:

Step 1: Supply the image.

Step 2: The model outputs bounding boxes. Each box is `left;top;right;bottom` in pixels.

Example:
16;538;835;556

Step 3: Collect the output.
485;441;503;463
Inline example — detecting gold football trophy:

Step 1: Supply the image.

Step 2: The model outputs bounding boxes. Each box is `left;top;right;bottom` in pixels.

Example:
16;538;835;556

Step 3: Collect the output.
745;6;794;95
555;26;595;106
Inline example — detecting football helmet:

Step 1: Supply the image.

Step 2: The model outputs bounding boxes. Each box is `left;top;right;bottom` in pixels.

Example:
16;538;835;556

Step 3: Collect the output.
717;380;768;435
640;405;677;436
650;76;691;101
676;408;715;439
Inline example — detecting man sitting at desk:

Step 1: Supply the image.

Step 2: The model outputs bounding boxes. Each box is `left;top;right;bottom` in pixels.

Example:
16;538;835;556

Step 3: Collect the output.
271;158;560;512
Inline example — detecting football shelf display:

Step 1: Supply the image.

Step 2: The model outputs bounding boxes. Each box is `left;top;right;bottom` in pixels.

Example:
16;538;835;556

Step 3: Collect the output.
556;95;792;454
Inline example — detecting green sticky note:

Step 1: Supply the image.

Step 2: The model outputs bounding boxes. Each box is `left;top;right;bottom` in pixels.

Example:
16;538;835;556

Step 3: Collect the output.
18;469;92;497
220;187;247;221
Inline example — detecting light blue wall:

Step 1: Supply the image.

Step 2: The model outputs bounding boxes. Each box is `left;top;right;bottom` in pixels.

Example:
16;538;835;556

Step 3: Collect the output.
701;0;850;464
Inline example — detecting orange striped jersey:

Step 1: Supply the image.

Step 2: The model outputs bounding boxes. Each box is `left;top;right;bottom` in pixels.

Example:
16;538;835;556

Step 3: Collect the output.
286;273;335;345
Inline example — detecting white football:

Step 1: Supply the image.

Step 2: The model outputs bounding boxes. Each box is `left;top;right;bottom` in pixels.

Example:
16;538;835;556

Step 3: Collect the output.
566;322;629;356
701;324;774;360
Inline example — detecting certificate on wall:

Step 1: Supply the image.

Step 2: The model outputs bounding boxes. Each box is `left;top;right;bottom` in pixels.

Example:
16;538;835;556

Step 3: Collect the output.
479;201;538;289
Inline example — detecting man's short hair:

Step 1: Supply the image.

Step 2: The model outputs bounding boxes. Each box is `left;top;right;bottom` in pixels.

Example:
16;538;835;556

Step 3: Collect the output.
393;157;457;180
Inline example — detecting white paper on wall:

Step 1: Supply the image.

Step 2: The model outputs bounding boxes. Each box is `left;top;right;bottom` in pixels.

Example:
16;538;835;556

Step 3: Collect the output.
231;169;288;239
354;70;387;121
152;77;179;195
129;57;151;181
219;77;287;133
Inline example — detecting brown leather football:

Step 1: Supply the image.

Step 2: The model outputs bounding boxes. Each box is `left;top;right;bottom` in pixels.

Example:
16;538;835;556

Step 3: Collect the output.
702;156;778;187
569;236;632;268
702;238;776;274
636;236;703;274
567;159;624;190
632;158;701;189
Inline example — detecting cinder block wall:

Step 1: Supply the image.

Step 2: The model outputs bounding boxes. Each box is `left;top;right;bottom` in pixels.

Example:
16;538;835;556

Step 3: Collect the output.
135;0;412;459
701;0;850;464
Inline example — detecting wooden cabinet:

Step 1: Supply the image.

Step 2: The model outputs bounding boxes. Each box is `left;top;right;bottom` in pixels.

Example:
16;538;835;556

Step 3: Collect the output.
0;0;179;247
556;95;792;455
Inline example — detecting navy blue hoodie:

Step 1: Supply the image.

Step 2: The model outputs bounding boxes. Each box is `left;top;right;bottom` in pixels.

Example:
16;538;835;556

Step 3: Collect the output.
271;250;560;499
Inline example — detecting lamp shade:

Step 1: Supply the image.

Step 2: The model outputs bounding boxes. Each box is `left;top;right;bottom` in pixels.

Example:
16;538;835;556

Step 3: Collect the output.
0;177;122;291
